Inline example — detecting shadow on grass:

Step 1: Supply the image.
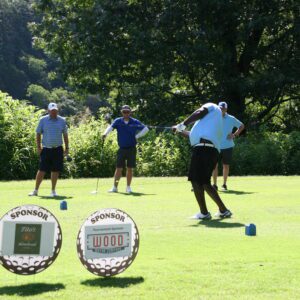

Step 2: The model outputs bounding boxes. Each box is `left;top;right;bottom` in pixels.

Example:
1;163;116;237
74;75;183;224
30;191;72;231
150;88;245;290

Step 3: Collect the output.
81;276;144;288
0;283;65;296
38;195;73;200
190;219;244;228
219;190;254;195
118;192;156;197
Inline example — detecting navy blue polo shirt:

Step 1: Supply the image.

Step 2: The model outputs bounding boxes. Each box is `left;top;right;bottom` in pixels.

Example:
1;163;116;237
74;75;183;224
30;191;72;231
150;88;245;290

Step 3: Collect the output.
111;117;145;148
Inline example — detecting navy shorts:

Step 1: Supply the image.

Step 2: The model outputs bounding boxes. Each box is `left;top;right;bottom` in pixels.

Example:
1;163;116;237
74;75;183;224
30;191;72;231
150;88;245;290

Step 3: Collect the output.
39;146;64;173
219;147;233;165
188;146;219;184
116;147;137;168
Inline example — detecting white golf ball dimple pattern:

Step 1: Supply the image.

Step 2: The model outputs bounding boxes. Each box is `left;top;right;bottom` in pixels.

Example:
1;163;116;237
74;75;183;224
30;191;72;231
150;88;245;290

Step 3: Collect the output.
0;205;62;275
77;208;139;277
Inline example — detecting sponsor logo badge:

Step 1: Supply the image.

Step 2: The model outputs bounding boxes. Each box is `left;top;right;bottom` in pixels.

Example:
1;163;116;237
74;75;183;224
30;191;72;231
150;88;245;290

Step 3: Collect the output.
0;205;62;275
77;208;139;277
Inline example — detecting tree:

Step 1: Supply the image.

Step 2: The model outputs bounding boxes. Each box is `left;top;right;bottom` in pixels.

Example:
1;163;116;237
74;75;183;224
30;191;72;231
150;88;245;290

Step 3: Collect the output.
0;0;67;101
32;0;299;126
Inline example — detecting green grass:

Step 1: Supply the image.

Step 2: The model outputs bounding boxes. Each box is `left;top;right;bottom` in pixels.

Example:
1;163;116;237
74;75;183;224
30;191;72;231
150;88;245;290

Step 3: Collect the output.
0;176;299;300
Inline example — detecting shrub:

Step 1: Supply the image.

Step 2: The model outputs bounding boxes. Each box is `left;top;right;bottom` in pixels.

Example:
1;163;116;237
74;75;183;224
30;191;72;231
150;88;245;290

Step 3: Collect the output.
0;91;299;179
0;92;42;179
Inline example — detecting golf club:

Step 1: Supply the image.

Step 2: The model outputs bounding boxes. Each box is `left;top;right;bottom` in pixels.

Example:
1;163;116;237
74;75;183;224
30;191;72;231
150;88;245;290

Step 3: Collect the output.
90;139;105;195
90;113;111;194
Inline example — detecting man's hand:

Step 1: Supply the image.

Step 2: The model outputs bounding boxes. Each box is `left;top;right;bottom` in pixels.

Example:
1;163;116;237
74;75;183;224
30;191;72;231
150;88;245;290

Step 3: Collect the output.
174;123;186;133
64;148;69;156
227;133;235;140
102;133;107;140
37;146;42;155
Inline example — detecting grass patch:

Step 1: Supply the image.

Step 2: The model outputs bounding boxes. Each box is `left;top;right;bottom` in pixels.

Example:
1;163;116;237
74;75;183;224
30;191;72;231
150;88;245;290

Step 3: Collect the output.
0;176;299;299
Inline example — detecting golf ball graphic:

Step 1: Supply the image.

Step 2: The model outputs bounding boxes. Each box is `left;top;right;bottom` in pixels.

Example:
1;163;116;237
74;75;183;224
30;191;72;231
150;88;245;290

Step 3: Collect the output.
0;205;62;275
77;208;139;277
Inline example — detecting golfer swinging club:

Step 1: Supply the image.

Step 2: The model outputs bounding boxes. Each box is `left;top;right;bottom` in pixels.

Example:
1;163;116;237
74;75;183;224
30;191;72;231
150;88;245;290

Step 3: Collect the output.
102;105;149;193
173;102;232;220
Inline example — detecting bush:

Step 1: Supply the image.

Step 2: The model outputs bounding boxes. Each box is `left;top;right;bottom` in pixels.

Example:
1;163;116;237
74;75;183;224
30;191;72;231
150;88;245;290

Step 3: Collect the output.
0;92;42;179
0;91;299;179
231;131;300;175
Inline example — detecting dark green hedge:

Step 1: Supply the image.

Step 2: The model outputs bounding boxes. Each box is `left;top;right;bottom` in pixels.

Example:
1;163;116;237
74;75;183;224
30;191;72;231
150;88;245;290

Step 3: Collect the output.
0;92;299;179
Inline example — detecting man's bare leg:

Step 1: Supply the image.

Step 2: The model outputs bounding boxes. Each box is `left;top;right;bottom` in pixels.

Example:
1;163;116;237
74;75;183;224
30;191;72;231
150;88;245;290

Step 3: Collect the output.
114;168;123;188
223;164;230;186
212;163;218;186
192;181;209;215
51;171;59;191
203;184;227;212
35;170;46;190
126;168;133;187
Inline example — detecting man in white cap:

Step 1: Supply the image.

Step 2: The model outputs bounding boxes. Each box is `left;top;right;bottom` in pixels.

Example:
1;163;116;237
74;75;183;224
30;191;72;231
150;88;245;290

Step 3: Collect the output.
212;102;244;191
102;105;149;193
28;103;69;197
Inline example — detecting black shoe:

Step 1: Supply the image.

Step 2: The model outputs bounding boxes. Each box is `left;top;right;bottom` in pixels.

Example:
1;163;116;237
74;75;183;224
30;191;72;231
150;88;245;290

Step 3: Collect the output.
212;184;218;190
222;184;227;191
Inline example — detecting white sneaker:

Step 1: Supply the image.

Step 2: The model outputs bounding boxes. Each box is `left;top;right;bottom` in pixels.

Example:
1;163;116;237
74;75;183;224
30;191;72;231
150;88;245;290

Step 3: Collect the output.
190;212;211;220
28;190;38;196
215;210;232;218
108;186;118;193
126;186;132;194
50;191;58;197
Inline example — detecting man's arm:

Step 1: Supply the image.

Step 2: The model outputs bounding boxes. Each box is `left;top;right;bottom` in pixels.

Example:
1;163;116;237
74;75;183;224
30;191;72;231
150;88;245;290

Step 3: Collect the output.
63;133;69;155
233;124;245;137
102;125;114;139
174;106;209;133
36;133;42;155
183;107;209;126
227;123;245;139
135;126;149;139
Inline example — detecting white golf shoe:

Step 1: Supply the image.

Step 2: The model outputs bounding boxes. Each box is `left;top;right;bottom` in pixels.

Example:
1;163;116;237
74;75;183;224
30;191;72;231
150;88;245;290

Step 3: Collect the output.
190;212;212;220
126;186;132;194
28;190;38;196
50;191;58;197
215;210;232;218
108;186;118;193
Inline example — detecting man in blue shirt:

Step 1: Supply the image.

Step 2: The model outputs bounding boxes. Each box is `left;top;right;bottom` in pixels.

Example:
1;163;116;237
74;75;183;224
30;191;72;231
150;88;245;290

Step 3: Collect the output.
173;103;232;220
102;105;149;193
28;103;69;197
212;102;245;191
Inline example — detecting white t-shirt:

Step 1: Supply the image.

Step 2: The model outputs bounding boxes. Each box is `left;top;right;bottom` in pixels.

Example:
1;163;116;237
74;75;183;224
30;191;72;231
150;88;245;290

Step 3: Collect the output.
189;103;223;151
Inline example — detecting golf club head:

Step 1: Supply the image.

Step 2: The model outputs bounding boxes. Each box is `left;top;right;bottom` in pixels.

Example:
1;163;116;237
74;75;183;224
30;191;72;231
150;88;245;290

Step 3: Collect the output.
90;190;98;194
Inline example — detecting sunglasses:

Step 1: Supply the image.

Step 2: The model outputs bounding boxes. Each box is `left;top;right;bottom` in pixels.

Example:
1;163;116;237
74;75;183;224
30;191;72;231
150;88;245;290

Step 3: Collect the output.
122;110;131;114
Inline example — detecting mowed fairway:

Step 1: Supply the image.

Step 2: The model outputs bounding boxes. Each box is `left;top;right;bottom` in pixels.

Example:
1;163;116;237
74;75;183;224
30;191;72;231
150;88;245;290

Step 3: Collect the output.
0;176;299;300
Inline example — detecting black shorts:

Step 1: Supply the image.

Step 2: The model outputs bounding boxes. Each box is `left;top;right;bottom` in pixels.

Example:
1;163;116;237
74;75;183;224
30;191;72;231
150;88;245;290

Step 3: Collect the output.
116;147;137;168
219;147;233;165
39;146;64;173
188;146;219;184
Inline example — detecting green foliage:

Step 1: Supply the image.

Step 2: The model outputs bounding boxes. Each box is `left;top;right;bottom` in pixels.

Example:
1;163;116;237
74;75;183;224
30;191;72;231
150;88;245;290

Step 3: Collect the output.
66;118;117;178
135;131;190;177
0;92;42;179
26;84;51;107
1;91;299;180
231;131;300;175
0;0;73;107
32;0;300;127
